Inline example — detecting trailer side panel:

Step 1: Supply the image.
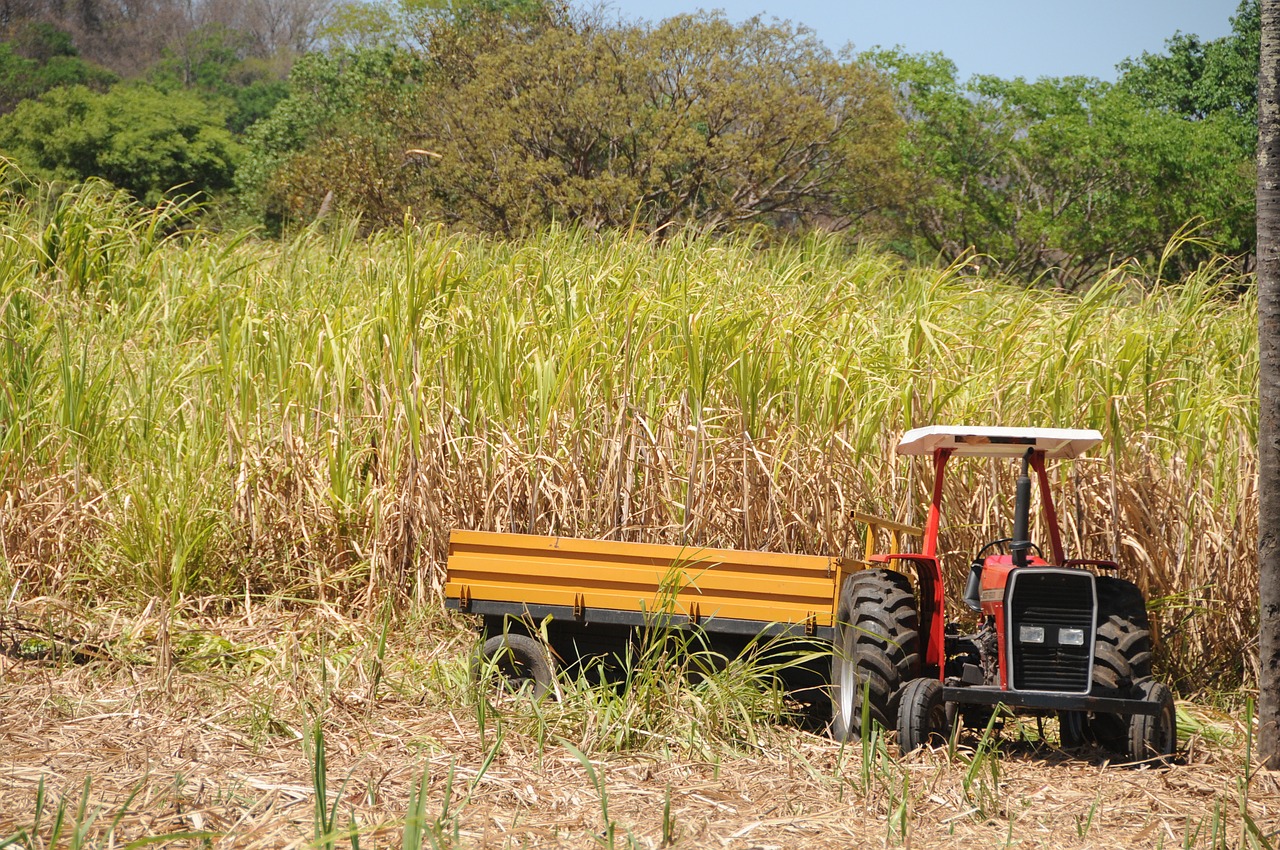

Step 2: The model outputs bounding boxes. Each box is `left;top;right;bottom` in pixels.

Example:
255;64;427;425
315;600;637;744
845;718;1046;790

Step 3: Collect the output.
445;530;840;630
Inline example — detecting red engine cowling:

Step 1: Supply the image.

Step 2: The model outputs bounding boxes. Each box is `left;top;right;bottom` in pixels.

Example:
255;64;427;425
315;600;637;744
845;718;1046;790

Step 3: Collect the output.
979;554;1048;690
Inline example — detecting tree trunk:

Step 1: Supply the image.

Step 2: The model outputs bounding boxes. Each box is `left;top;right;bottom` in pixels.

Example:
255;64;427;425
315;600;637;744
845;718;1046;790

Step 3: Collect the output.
1258;0;1280;771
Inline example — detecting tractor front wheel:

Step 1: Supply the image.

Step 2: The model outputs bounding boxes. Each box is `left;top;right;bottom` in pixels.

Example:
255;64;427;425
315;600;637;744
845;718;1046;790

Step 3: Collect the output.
897;677;949;753
830;569;921;741
1128;679;1177;764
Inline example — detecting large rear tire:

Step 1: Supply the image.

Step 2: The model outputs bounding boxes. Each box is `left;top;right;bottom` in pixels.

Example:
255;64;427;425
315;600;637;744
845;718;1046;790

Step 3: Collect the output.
830;569;921;741
1088;577;1153;751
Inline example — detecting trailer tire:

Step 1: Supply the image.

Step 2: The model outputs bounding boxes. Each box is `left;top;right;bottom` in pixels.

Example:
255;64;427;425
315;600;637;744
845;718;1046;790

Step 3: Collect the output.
471;633;557;700
830;569;920;742
897;677;948;753
1088;577;1153;751
1128;679;1176;764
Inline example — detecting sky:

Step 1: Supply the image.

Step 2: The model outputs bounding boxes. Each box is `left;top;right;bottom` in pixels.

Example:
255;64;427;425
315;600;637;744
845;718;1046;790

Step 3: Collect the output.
596;0;1241;82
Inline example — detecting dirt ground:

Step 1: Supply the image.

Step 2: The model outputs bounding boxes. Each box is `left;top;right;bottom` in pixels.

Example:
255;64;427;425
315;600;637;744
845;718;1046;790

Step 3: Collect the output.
0;605;1276;849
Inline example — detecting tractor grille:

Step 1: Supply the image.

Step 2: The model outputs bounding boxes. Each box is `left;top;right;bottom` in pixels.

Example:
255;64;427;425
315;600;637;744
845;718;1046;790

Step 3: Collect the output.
1007;569;1095;693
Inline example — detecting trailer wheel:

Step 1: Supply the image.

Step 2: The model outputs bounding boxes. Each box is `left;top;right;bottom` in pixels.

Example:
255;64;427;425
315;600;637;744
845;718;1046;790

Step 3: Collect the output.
897;677;948;753
1128;679;1176;763
830;569;920;741
1088;577;1153;751
471;633;557;700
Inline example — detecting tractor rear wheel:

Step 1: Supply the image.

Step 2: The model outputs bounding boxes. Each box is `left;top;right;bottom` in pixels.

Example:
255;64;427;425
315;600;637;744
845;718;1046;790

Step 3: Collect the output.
830;569;921;741
1088;577;1153;752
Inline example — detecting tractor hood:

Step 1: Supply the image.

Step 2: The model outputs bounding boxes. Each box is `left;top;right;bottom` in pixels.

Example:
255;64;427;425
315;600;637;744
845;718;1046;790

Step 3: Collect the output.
897;426;1103;459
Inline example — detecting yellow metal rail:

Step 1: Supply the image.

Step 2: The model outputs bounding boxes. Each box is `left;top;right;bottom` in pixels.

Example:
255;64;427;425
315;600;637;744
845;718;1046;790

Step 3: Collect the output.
851;512;924;564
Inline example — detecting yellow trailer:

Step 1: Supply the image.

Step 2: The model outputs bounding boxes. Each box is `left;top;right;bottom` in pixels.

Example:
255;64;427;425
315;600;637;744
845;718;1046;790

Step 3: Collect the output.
444;514;922;701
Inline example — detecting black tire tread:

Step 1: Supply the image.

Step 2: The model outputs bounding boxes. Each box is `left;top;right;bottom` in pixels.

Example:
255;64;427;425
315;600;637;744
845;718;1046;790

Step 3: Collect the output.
830;569;921;740
898;677;947;753
1090;577;1154;752
1128;679;1177;763
470;633;557;700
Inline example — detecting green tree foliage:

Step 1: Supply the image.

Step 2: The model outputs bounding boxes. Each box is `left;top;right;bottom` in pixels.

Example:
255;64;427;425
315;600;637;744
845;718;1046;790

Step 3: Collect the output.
320;0;403;49
260;6;904;235
148;25;289;133
1118;0;1259;153
0;22;116;114
877;52;1254;286
234;45;425;227
227;2;1254;283
0;83;241;202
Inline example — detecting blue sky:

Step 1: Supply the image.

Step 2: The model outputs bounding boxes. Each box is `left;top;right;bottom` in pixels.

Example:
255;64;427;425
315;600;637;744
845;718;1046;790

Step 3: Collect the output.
595;0;1241;81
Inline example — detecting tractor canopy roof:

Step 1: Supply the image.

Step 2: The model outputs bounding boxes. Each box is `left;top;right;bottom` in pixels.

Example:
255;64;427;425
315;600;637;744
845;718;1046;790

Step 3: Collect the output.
896;426;1103;459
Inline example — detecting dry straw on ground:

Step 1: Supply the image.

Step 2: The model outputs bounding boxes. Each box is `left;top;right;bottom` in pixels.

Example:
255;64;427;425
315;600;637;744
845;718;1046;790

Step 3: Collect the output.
1;604;1275;849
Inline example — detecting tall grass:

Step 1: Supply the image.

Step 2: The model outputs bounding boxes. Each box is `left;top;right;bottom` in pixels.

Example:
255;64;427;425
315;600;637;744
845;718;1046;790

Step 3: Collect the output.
0;175;1258;690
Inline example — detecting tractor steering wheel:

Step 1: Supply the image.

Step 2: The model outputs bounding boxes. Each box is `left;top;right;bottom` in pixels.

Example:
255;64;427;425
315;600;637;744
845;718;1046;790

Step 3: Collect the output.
972;536;1044;566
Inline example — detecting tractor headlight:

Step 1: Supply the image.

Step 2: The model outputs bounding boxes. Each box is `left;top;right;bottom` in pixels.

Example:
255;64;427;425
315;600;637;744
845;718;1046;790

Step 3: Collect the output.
1018;625;1045;644
1058;628;1086;646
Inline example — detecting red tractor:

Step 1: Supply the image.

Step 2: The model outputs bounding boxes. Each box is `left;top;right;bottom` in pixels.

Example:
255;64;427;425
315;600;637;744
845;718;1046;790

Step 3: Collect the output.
830;426;1176;760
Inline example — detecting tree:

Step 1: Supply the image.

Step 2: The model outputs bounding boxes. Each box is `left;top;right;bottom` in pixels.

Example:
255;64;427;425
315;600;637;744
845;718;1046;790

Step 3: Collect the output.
624;14;902;233
985;75;1252;279
875;51;1256;286
0;21;116;114
1258;0;1280;771
1119;0;1259;154
866;52;1018;265
234;44;423;227
148;24;289;133
258;8;905;235
0;83;241;202
0;0;339;84
318;0;401;50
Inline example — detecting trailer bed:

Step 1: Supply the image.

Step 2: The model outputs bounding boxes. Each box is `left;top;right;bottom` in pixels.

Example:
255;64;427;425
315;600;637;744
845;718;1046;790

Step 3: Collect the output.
444;530;843;639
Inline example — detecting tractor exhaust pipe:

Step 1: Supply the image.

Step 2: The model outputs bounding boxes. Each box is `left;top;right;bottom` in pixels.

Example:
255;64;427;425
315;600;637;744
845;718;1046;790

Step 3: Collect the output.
1011;448;1033;568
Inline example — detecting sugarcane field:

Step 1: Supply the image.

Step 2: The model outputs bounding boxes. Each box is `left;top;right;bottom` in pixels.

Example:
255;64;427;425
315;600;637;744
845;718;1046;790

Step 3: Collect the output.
3;1;1280;846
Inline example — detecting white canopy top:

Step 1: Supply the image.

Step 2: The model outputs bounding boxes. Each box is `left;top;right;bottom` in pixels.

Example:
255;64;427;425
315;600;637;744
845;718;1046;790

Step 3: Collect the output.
897;426;1104;459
